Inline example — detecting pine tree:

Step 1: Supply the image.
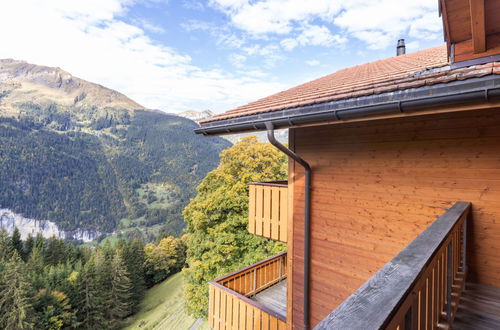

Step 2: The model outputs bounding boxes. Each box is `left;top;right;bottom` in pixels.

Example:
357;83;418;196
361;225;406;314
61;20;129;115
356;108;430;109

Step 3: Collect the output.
0;252;35;330
122;238;146;312
45;236;66;266
108;253;132;328
76;256;107;329
0;228;13;261
23;234;34;261
11;227;23;255
34;233;45;250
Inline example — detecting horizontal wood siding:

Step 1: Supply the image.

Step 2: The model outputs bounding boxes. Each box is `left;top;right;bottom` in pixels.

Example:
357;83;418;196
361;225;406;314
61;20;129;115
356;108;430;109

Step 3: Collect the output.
249;183;288;243
291;108;500;328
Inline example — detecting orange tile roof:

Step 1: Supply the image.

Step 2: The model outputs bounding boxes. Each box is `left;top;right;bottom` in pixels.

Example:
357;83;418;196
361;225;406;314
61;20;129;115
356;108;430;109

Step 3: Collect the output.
202;45;454;124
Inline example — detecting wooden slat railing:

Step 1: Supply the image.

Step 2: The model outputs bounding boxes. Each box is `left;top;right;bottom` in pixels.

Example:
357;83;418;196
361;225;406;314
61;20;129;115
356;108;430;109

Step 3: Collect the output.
248;181;288;243
209;252;287;330
315;202;471;330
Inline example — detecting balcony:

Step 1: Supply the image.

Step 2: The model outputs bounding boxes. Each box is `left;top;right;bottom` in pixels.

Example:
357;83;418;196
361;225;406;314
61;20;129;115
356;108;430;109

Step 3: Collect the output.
248;181;288;243
316;202;500;330
208;252;287;330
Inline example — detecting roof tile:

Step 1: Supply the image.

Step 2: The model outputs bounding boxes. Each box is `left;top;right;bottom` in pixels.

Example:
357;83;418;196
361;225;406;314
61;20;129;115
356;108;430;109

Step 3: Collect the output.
201;45;500;124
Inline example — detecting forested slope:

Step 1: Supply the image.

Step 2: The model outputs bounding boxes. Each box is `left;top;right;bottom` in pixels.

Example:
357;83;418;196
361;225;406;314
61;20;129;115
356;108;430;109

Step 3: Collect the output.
0;59;230;236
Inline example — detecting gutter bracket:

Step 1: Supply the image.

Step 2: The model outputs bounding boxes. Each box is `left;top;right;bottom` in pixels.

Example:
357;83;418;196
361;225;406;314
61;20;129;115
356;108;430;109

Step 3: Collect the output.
333;110;340;120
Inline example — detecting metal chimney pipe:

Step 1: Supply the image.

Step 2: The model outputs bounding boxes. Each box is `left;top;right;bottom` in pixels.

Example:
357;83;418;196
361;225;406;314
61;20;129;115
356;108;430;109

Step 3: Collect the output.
397;39;406;56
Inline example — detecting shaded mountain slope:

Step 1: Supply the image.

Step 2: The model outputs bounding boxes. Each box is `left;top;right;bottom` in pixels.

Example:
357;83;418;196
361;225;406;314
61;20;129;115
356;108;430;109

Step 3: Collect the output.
0;59;230;237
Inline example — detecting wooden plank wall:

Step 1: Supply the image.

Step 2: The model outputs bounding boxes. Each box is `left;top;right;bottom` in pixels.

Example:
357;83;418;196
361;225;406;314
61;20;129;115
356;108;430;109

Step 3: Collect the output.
248;184;288;243
290;108;500;328
209;284;286;330
220;253;287;297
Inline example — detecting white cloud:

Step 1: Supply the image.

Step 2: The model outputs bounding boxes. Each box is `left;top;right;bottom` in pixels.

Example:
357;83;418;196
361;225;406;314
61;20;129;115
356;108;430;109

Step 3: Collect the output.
210;0;340;35
306;60;320;66
0;0;287;113
211;0;441;51
181;20;246;49
241;44;283;67
405;41;421;52
333;0;441;50
183;0;204;11
280;38;299;51
134;19;166;34
229;53;247;67
280;24;346;51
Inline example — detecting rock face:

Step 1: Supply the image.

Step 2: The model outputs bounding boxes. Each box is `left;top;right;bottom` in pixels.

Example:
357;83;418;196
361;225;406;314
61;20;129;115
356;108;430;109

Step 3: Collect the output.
0;208;100;242
177;109;214;122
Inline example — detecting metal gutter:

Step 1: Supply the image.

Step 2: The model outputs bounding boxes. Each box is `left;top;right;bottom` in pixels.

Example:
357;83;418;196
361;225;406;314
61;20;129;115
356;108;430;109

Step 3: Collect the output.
195;75;500;136
266;122;312;330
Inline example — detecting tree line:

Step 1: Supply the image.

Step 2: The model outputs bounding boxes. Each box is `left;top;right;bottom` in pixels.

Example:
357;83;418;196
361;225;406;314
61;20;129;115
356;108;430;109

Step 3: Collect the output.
0;228;186;329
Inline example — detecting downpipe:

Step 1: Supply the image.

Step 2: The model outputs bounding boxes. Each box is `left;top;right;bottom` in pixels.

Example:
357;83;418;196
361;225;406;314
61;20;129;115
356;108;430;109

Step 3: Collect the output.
265;122;312;330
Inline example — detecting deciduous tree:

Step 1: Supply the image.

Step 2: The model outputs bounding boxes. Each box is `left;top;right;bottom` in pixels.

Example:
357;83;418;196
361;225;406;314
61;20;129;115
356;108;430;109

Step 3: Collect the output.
183;136;287;317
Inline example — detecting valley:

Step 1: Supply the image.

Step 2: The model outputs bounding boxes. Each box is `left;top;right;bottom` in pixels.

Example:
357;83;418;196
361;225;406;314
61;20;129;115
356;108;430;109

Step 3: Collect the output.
0;59;231;241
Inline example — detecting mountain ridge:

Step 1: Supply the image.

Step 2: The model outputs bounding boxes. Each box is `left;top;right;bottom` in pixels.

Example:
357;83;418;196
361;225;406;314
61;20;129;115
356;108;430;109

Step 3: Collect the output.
0;59;230;239
0;58;144;113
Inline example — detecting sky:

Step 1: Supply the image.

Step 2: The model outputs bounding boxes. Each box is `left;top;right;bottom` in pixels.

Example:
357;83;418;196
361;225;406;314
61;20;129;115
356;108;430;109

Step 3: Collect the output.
0;0;444;114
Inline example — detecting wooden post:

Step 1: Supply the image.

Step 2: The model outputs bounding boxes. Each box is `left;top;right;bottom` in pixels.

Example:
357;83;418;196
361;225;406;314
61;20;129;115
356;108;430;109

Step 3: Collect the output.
446;241;453;323
469;0;486;53
253;268;257;297
462;218;467;276
279;255;283;281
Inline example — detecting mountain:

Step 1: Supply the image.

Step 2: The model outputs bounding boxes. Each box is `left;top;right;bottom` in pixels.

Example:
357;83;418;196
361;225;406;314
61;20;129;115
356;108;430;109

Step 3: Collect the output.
0;59;230;240
177;109;214;122
176;108;288;144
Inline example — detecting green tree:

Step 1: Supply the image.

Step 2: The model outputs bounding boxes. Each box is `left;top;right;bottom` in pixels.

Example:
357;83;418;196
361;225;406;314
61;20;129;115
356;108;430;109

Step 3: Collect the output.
44;236;66;266
122;238;146;312
0;228;13;261
183;136;287;317
12;227;23;255
33;289;78;330
144;236;185;286
23;234;34;261
108;253;132;328
76;256;107;329
0;252;35;329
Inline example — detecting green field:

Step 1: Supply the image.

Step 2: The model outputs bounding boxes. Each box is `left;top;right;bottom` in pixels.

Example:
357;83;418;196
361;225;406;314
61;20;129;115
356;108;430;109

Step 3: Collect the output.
122;273;209;330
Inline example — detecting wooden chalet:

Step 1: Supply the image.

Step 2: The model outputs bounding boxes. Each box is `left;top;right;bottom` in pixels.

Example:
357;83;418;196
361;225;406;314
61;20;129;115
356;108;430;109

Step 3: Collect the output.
196;1;500;329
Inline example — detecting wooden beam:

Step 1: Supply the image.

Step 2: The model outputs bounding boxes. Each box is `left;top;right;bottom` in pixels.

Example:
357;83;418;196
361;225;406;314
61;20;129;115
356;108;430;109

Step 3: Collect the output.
469;0;486;53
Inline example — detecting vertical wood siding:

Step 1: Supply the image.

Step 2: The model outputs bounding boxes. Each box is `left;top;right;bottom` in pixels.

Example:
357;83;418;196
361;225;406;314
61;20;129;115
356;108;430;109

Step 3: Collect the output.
291;108;500;328
248;182;288;243
209;253;287;330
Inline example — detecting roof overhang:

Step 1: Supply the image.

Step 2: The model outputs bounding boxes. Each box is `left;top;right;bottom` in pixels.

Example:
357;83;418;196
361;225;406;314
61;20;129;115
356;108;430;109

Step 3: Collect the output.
195;74;500;136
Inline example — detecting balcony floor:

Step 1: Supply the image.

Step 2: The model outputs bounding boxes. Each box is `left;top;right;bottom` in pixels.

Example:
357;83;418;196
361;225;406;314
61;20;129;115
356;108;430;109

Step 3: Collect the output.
453;282;500;330
251;279;287;319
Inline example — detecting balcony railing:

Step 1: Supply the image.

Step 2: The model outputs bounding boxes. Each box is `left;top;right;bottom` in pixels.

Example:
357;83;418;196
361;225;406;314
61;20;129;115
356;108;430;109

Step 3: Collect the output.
208;252;287;330
316;201;471;330
248;181;288;243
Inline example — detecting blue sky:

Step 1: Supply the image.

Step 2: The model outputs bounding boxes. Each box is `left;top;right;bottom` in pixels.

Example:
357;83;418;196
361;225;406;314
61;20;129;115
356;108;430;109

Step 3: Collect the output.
0;0;443;114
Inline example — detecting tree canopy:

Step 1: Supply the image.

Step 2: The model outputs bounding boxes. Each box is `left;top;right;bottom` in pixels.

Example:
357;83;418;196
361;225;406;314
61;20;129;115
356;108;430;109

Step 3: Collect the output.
183;136;288;317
